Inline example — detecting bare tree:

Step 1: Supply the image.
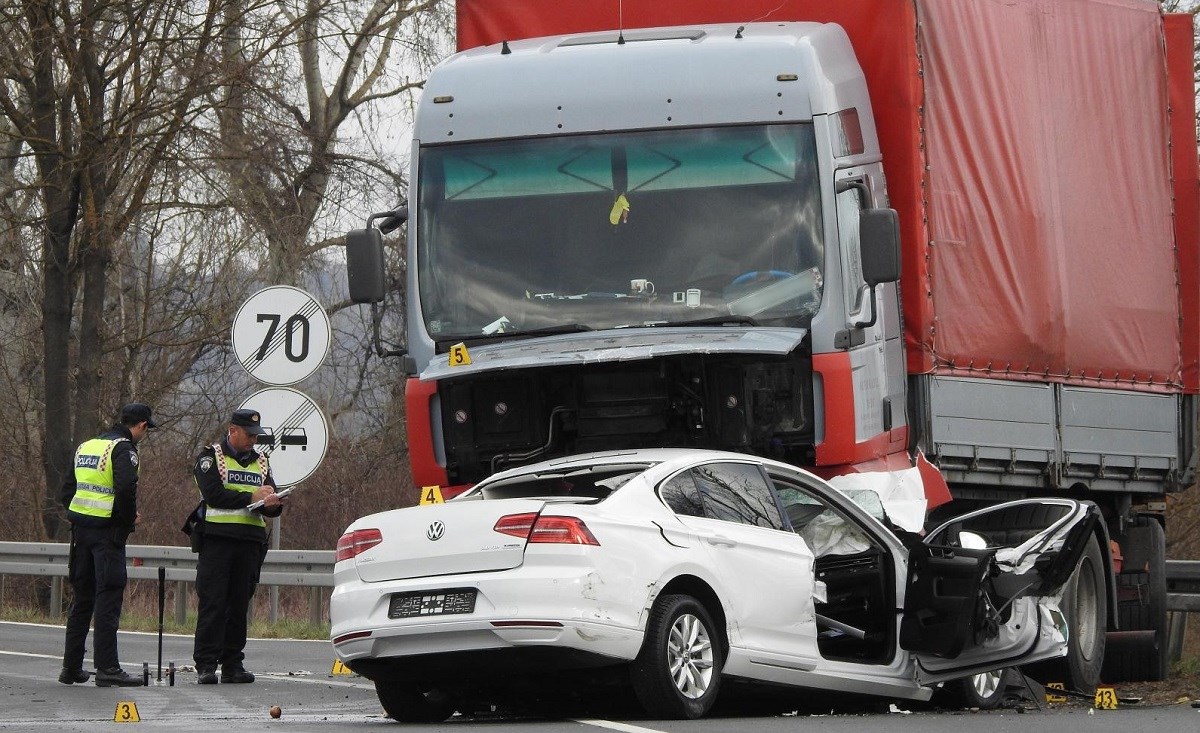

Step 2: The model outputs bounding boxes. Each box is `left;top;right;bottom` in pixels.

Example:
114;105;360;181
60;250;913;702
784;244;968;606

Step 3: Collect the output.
0;0;450;546
215;0;450;284
0;1;246;540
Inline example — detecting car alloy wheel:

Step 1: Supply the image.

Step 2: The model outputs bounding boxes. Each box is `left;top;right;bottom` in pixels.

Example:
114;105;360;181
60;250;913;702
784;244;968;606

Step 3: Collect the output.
668;612;715;699
631;593;724;719
971;669;1004;701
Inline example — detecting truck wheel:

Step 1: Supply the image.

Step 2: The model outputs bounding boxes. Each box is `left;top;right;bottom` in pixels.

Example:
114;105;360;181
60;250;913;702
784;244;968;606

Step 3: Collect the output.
374;681;455;722
1104;518;1167;681
1027;533;1106;693
630;594;723;719
935;668;1011;710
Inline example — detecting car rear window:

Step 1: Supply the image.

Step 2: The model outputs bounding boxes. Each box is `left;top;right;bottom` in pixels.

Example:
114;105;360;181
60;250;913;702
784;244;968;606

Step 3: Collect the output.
477;465;650;501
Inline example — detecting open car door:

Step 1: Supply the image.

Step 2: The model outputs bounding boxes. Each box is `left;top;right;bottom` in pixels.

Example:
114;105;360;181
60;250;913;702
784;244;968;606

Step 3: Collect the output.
899;498;1101;684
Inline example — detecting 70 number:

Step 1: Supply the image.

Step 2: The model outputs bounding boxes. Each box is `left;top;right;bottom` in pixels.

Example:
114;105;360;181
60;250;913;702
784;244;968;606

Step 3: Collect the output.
256;313;310;363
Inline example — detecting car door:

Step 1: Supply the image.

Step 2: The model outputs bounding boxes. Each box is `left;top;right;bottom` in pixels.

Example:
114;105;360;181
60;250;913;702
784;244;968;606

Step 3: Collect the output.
660;461;821;665
899;497;1100;683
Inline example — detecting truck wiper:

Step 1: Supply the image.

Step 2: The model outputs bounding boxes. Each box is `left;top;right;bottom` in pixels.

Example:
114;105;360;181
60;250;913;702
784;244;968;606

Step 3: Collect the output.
452;323;594;344
649;315;761;328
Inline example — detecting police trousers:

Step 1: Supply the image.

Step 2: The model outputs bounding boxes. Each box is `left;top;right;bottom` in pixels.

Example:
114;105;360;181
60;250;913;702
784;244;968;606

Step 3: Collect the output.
193;534;266;670
62;525;128;672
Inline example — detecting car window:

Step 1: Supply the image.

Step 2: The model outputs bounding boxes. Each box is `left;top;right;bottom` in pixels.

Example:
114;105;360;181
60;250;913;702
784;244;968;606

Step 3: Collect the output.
775;483;875;557
479;466;647;500
659;472;705;517
690;463;786;530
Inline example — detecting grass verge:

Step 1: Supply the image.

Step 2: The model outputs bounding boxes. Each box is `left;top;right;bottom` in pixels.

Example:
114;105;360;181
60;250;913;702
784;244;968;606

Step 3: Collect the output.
0;605;330;640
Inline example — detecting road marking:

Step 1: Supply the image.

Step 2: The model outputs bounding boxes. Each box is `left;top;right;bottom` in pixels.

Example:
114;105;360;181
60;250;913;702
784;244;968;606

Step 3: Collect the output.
574;720;667;733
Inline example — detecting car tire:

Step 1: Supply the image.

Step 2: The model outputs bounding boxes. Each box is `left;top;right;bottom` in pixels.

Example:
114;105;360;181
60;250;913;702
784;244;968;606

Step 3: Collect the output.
374;681;455;723
630;593;723;719
935;668;1011;710
1103;517;1168;682
1028;533;1107;693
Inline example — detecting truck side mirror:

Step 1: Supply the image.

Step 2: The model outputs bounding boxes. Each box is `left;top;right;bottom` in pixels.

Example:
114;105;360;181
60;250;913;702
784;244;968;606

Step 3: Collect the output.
346;228;386;304
860;208;900;286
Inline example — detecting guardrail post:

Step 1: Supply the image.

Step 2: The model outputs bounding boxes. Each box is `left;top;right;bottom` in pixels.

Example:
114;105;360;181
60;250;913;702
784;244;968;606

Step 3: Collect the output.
308;586;321;626
50;577;63;617
1167;610;1187;664
175;580;187;625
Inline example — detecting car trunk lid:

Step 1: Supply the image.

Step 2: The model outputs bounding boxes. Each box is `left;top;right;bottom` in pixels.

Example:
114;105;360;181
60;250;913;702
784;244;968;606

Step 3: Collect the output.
352;499;546;582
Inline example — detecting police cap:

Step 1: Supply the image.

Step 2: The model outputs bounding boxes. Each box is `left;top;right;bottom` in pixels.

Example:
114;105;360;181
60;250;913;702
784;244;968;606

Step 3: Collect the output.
120;402;157;429
231;408;266;435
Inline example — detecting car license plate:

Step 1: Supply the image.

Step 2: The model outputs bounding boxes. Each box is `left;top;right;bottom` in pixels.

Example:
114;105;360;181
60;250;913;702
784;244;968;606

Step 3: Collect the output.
388;588;477;619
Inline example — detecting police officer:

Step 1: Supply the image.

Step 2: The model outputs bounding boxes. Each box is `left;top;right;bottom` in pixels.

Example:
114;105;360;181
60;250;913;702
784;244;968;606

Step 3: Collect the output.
60;402;156;687
192;409;282;684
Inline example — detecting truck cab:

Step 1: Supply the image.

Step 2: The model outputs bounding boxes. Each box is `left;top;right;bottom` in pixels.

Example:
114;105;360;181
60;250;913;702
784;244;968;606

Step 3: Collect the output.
367;23;905;488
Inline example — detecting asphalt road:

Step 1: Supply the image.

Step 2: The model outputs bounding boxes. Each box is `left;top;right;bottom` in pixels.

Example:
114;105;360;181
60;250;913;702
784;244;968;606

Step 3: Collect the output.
1;621;1197;732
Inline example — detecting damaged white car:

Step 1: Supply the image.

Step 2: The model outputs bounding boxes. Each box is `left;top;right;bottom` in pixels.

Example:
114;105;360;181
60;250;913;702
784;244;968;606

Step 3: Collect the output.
330;449;1100;721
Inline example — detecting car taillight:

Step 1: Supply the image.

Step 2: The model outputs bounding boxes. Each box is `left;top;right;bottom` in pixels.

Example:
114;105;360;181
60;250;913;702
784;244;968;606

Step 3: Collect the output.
493;513;538;538
336;528;382;561
493;513;599;546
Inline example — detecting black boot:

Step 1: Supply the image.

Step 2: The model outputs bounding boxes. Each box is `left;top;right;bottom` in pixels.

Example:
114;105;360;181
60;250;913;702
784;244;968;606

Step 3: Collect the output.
95;667;142;687
221;666;255;683
58;668;91;685
196;667;218;685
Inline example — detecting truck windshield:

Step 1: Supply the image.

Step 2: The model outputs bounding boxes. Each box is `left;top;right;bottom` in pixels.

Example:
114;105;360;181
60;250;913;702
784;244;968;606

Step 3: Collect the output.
416;124;823;340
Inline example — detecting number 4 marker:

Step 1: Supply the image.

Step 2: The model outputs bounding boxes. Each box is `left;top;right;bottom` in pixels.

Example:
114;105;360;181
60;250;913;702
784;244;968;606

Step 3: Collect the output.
420;486;445;505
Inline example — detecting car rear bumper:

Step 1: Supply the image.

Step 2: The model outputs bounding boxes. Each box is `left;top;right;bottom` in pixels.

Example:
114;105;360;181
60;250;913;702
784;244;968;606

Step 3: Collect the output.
330;567;647;666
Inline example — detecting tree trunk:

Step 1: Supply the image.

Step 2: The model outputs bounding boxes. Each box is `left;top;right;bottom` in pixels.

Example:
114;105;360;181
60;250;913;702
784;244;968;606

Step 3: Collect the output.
40;226;74;542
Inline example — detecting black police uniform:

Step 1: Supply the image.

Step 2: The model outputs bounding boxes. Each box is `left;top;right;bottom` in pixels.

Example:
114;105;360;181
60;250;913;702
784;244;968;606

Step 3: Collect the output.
60;403;156;687
192;410;283;683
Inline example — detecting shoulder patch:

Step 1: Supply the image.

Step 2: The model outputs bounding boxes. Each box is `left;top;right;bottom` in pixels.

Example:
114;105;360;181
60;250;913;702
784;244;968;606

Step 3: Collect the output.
199;456;213;473
129;452;139;467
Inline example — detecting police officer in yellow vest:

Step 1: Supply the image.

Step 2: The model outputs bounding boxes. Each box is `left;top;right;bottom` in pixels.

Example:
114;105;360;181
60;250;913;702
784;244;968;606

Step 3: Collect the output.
192;408;282;684
59;402;156;687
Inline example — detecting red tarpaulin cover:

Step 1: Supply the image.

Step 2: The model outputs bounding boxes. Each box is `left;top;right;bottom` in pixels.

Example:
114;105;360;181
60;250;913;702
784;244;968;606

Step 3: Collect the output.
456;0;1193;394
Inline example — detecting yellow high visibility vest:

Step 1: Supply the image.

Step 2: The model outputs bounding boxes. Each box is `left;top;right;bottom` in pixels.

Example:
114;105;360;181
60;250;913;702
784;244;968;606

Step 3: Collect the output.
68;438;132;519
201;443;269;529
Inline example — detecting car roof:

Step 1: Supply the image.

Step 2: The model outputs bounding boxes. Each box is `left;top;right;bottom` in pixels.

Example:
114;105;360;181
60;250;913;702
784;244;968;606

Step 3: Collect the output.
481;448;820;486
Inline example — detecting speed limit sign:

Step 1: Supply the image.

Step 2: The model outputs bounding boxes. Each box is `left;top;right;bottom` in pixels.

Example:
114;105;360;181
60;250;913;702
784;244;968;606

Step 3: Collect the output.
232;286;332;385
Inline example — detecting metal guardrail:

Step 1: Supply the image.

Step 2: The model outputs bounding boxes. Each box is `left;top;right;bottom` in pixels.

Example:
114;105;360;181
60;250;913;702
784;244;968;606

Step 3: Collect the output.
1166;559;1200;611
0;542;334;626
3;544;1199;637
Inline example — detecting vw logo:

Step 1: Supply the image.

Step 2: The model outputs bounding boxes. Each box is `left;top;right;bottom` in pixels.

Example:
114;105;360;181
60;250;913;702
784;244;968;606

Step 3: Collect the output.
426;521;445;541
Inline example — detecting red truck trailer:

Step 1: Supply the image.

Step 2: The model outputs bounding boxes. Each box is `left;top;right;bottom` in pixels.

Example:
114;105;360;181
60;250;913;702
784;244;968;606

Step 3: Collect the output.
348;0;1198;694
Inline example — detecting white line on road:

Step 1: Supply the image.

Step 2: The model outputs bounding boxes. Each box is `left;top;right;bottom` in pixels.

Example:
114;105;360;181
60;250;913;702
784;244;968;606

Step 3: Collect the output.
574;719;668;733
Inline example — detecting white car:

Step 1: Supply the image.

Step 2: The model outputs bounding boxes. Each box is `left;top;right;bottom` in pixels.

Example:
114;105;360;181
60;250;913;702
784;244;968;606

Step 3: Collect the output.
331;449;1100;721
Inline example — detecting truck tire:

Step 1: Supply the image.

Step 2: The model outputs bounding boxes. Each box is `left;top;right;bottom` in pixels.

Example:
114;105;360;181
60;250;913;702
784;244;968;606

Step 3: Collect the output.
1027;534;1106;693
630;594;723;719
374;681;455;723
1103;518;1168;682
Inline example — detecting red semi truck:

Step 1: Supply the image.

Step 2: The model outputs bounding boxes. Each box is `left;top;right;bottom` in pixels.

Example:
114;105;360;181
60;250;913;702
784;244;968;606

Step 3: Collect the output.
347;0;1199;694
